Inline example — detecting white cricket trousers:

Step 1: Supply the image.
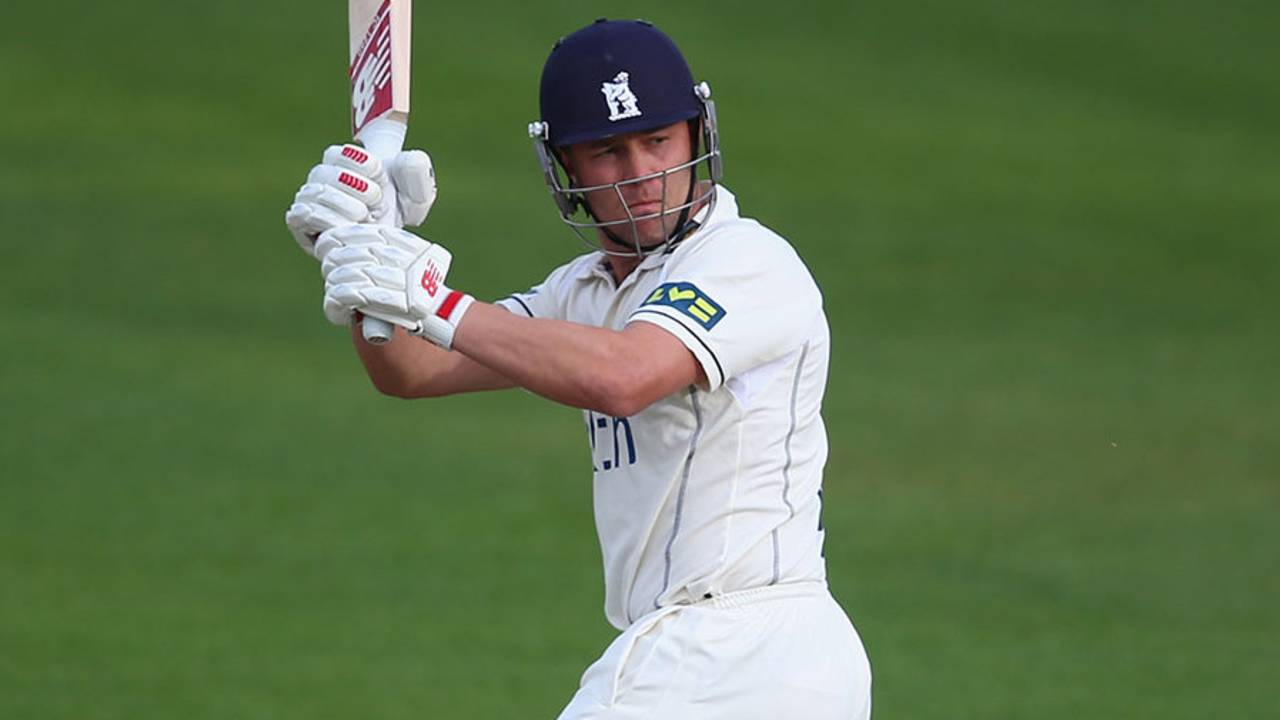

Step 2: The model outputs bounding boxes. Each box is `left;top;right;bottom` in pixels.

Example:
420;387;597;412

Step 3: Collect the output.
557;582;872;719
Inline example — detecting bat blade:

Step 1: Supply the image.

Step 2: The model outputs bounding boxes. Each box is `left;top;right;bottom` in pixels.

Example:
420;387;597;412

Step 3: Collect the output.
349;0;410;136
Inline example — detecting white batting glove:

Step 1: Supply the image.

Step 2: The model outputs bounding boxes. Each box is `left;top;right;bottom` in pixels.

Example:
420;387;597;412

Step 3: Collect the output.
285;144;438;257
317;225;474;349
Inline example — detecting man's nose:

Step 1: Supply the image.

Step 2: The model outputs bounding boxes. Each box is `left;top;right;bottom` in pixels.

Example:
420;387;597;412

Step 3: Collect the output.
624;158;665;189
622;148;665;186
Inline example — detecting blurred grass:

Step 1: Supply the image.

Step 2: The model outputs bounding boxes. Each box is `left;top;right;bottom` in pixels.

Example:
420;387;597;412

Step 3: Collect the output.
1;1;1277;718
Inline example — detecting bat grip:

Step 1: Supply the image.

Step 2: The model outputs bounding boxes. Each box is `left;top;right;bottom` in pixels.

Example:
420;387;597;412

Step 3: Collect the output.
354;117;408;345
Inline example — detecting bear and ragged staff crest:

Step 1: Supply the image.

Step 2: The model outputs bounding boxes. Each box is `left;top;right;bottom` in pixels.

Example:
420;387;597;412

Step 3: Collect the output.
601;71;643;122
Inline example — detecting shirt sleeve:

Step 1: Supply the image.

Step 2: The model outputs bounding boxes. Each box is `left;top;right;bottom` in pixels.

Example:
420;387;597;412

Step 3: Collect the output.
492;257;582;321
626;228;823;392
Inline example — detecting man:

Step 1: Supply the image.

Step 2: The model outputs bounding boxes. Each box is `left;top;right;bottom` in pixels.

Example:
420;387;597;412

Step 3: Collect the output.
286;18;871;719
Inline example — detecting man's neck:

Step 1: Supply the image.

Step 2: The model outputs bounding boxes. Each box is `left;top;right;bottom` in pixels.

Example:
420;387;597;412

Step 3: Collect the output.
604;253;643;285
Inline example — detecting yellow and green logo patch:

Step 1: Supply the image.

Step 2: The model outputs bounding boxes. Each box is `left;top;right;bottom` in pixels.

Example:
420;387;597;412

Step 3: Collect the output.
642;282;726;330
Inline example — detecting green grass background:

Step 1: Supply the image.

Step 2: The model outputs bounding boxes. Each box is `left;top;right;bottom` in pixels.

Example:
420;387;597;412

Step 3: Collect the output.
2;1;1277;717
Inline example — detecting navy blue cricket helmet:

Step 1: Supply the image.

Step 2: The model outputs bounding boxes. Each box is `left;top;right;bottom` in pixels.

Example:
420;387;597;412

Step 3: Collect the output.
539;19;701;146
528;18;723;256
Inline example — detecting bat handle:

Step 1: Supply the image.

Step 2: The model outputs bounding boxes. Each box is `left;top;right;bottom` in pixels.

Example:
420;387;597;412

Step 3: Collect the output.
354;117;408;345
357;313;394;344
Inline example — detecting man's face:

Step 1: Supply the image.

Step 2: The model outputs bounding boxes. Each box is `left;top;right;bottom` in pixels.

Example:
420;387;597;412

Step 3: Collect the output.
560;121;695;250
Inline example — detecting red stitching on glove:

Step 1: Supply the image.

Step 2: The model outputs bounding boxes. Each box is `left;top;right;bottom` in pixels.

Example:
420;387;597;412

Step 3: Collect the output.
342;146;369;164
338;172;368;193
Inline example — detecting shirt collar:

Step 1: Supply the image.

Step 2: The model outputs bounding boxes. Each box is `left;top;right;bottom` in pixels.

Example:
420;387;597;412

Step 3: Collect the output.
578;185;740;284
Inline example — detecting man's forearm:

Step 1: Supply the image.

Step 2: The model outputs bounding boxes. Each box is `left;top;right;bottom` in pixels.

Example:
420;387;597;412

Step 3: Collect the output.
350;319;511;398
451;302;637;413
351;321;443;395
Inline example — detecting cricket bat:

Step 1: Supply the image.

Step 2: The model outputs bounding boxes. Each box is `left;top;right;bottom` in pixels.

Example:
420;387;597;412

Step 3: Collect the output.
349;0;412;344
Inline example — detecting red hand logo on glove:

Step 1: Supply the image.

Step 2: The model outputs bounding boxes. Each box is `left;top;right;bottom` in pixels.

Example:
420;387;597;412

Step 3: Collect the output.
420;261;443;297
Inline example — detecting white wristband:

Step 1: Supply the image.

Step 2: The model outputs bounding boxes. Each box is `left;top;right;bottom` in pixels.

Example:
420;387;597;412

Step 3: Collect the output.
417;290;475;349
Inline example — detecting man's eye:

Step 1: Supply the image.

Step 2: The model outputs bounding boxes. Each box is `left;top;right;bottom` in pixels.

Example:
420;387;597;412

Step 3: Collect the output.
594;147;616;158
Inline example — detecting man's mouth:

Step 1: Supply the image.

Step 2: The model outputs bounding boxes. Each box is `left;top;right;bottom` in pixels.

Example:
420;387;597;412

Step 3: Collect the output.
626;200;663;217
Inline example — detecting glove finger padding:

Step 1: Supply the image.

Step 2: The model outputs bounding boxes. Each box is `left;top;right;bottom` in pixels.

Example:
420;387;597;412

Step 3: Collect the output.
293;182;371;220
321;245;385;273
321;143;397;226
324;283;417;331
284;143;433;267
323;264;377;290
323;144;390;184
286;202;355;257
320;246;378;277
286;184;374;255
316;225;436;266
317;224;463;341
359;286;415;317
389;150;437;226
362;264;410;291
322;273;418;331
323;283;363;327
306;164;383;209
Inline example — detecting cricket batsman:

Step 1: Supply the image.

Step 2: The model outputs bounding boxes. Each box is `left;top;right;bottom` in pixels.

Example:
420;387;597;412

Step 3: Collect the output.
286;18;872;719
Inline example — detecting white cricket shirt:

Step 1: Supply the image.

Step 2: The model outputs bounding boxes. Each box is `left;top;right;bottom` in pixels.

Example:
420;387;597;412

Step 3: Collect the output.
497;187;831;630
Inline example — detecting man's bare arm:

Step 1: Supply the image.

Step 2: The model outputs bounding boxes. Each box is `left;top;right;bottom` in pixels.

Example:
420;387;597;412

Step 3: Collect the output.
352;320;515;398
317;227;698;411
450;302;703;417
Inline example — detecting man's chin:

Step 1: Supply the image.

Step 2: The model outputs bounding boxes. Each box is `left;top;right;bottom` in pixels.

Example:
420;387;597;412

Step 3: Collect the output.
613;223;671;250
